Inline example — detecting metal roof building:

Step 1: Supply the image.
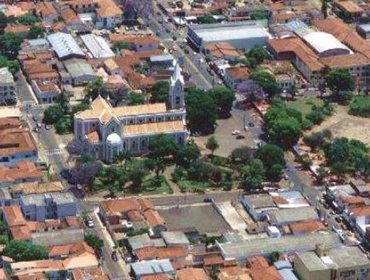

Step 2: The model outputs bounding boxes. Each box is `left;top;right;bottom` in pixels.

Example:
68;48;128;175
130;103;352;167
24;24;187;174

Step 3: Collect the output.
217;232;341;263
47;32;85;59
131;259;175;278
187;20;270;50
303;32;351;57
81;33;114;59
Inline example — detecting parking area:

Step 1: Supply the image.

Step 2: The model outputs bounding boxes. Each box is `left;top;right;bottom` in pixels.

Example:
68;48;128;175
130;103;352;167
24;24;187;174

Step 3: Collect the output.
157;203;231;235
193;109;260;157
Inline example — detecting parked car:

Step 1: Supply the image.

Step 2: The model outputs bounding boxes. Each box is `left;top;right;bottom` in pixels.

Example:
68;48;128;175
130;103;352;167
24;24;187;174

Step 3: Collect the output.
111;251;118;262
236;135;245;140
231;130;240;135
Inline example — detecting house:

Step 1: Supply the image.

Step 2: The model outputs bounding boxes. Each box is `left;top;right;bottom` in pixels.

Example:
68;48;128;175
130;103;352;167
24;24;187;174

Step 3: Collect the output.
149;55;174;71
131;259;175;280
267;207;319;226
71;267;108;280
74;63;187;161
20;192;76;221
100;198;166;238
63;59;97;85
357;23;370;39
203;43;241;61
247;256;282;280
10;181;64;198
160;231;189;248
334;0;364;21
274;261;299;280
0;68;17;105
4;23;31;38
95;0;123;29
218;266;251;280
48;241;95;259
346;205;370;236
0;121;38;167
60;7;88;32
176;268;209;280
0;161;43;188
224;67;250;89
36;2;58;25
110;34;160;52
288;219;326;235
31;80;61;103
10;252;99;277
294;246;370;280
241;194;276;221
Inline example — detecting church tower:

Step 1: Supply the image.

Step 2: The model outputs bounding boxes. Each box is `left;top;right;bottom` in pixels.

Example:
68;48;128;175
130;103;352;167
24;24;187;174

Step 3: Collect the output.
168;62;185;110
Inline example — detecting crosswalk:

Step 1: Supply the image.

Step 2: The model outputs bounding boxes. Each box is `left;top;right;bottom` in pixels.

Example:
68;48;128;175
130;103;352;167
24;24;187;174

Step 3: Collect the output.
43;148;64;156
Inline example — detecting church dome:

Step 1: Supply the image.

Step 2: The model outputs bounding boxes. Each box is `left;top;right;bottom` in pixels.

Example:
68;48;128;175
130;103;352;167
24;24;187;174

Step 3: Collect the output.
106;133;122;146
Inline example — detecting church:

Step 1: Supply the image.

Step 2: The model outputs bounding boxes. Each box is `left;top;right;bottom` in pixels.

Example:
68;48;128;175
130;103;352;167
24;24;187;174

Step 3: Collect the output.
73;63;188;162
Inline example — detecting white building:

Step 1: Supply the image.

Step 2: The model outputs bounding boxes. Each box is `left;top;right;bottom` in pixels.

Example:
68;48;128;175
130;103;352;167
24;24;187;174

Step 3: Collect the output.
73;63;188;162
187;21;270;51
0;68;16;105
47;32;85;60
80;34;115;59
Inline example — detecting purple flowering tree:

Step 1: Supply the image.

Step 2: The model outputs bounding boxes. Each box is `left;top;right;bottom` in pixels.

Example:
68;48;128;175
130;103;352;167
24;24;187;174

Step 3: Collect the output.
123;0;153;19
70;160;102;186
237;79;266;102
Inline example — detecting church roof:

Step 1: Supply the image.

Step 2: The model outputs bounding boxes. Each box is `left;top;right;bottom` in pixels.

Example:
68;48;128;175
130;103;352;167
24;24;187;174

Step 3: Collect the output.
123;120;185;136
75;96;168;123
171;62;184;86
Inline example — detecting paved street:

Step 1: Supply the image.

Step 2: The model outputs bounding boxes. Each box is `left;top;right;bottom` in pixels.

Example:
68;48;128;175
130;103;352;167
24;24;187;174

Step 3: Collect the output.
16;72;70;176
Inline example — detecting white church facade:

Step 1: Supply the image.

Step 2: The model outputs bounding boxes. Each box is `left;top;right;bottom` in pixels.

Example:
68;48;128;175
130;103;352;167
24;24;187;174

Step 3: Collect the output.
73;63;188;162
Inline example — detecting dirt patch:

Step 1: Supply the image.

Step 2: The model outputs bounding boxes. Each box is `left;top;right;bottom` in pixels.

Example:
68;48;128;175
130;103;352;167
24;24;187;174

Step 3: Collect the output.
311;106;370;146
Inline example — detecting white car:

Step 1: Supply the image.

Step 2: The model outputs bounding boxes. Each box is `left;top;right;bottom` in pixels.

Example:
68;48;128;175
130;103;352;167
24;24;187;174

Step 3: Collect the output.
87;220;95;228
232;130;241;135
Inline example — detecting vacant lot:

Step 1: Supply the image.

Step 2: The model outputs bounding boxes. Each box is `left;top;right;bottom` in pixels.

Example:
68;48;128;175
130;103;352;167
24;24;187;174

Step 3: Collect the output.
158;204;231;235
311;106;370;146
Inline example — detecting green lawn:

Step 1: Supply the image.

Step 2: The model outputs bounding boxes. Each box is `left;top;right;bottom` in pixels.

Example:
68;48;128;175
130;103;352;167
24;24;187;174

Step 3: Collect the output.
127;175;173;195
286;96;324;115
178;180;211;193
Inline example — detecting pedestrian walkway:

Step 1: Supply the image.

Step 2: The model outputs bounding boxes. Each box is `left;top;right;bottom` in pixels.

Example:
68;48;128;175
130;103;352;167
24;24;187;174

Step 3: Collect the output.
163;165;181;194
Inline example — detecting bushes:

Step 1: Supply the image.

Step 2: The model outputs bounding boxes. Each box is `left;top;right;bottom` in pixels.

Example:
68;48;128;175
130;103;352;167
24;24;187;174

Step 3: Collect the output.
349;96;370;118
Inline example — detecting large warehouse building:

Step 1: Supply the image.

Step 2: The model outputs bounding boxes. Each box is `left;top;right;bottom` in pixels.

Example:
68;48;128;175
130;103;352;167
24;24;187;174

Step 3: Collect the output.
187;21;270;51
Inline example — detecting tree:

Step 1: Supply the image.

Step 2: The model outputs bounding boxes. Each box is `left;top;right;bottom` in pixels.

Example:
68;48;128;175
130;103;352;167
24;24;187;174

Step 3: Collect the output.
55;116;73;134
249;70;279;96
303;130;332;151
198;14;216;24
256;144;286;170
175;141;200;166
250;10;267;20
44;105;64;124
321;0;328;18
0;32;22;58
323;137;368;174
0;11;7;27
208;86;235;118
247;45;268;64
271;251;280;262
84;233;104;250
84;78;111;101
0;56;19;75
150;80;169;103
28;25;44;39
185;88;217;134
241;159;266;190
268;116;302;148
92;164;127;193
236;79;266;102
149;134;177;159
18;13;37;25
113;41;131;51
67;138;91;156
325;68;355;94
127;92;145;105
266;163;283;181
123;0;153;19
206;136;219;155
349;96;370;117
70;159;102;186
230;146;255;163
3;240;48;261
129;165;149;191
